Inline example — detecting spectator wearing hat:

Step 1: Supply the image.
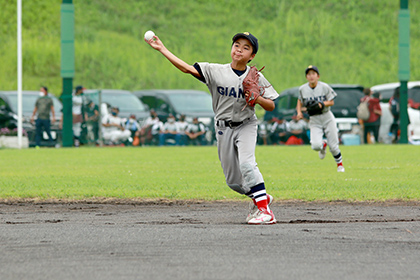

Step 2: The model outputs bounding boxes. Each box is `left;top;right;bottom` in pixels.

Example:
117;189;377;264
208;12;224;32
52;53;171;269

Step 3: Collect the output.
102;107;131;145
125;114;141;145
288;111;309;144
159;114;181;146
139;109;160;145
269;115;291;145
176;114;189;146
185;117;206;145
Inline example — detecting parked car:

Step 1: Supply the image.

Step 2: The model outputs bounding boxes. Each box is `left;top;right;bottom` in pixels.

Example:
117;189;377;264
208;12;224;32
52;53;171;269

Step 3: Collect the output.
371;81;420;143
133;89;215;143
0;91;62;147
264;84;365;141
133;89;214;123
83;89;150;123
0;94;17;129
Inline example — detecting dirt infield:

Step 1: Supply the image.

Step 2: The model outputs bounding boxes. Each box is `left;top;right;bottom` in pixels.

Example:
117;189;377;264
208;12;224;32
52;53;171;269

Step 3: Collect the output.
1;199;420;224
1;200;420;280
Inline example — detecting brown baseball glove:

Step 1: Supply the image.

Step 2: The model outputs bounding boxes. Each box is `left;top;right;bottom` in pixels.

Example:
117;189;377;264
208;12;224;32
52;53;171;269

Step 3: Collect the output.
243;66;266;107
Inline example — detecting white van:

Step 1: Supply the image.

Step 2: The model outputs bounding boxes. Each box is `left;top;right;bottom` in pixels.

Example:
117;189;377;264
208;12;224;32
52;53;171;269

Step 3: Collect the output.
371;82;420;143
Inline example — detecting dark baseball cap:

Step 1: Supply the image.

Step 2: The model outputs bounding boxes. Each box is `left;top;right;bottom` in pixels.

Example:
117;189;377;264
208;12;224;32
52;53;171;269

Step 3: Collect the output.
75;85;85;92
305;65;319;75
232;32;258;54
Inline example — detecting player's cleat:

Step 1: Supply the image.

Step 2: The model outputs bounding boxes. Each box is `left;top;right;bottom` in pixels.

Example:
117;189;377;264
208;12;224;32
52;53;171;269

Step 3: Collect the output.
337;165;345;172
319;140;327;160
247;208;276;225
246;194;273;223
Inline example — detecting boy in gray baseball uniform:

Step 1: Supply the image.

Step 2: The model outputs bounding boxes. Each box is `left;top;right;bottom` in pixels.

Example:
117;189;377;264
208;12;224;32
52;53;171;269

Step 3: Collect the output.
296;65;345;172
146;32;279;224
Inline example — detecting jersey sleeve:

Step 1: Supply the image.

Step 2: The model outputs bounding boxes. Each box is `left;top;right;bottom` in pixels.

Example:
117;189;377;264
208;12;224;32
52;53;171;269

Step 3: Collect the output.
101;115;109;124
298;85;305;103
325;84;337;101
193;63;206;83
258;72;279;101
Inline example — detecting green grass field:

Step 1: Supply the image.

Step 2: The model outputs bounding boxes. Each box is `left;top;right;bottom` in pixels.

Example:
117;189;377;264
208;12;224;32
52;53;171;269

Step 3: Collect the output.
0;145;418;202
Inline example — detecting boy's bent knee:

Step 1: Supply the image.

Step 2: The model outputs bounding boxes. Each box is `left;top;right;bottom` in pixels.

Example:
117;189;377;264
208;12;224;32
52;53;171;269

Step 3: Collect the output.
227;184;250;195
311;142;323;151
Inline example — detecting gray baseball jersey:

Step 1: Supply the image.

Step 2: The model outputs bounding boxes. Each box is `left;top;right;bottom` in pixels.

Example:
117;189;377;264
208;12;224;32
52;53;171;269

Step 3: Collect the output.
298;81;336;113
299;81;341;157
196;63;278;121
194;62;279;194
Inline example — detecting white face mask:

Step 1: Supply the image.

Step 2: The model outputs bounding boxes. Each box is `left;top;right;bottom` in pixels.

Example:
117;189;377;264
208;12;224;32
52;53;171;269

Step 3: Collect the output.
168;118;175;123
39;92;44;96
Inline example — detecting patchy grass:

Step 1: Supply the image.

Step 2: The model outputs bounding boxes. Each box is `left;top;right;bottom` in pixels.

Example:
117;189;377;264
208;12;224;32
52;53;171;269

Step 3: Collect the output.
0;145;419;202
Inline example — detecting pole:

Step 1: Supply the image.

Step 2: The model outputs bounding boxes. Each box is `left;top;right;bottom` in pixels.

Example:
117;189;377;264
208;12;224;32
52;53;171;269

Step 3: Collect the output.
17;0;22;148
61;0;75;147
398;0;410;143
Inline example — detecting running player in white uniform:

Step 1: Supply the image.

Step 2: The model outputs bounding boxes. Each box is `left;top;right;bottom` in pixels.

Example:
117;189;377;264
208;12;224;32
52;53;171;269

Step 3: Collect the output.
296;65;345;172
145;32;279;224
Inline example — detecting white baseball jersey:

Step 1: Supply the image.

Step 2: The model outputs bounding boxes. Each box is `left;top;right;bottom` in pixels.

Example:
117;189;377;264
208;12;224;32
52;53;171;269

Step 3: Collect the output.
72;94;83;115
298;81;336;114
195;63;279;121
176;121;189;133
102;114;124;133
162;121;179;132
187;122;206;133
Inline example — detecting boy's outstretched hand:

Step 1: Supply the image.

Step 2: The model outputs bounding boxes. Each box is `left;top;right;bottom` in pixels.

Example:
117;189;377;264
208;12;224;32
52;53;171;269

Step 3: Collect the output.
145;35;164;51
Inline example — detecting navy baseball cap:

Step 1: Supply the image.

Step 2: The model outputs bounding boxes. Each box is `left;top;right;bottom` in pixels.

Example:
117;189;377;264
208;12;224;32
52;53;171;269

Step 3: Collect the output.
232;32;258;54
75;85;85;92
305;65;319;75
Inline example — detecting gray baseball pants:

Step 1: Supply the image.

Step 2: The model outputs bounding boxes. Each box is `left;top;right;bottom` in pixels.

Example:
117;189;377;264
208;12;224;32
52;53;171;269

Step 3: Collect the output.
309;111;341;155
215;115;264;195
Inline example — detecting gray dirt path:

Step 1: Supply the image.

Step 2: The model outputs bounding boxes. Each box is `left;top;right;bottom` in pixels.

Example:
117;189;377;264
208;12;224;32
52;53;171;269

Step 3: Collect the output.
1;201;420;280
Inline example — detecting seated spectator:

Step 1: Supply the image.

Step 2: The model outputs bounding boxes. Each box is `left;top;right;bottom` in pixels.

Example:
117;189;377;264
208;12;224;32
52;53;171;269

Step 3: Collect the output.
150;117;163;145
288;112;309;144
185;117;207;145
159;114;181;146
102;107;131;145
258;115;280;145
125;114;141;145
176;114;189;146
139;109;160;145
269;115;291;145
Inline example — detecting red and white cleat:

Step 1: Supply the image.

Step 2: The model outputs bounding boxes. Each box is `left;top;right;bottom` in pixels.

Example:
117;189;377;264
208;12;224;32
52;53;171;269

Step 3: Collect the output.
319;140;327;160
247;208;276;225
246;194;273;223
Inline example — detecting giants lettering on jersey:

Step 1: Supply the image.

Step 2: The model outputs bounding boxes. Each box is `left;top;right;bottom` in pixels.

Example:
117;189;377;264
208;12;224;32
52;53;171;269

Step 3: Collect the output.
306;96;327;102
217;86;245;99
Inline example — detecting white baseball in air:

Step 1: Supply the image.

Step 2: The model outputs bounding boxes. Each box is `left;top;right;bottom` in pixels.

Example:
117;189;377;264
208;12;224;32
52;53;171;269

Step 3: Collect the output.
144;30;155;41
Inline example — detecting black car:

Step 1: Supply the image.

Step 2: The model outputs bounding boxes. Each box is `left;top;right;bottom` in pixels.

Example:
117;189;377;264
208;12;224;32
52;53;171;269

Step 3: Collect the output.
264;84;365;138
0;94;17;129
0;91;63;147
266;84;364;120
